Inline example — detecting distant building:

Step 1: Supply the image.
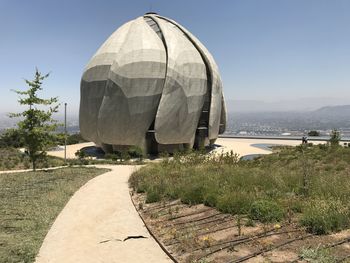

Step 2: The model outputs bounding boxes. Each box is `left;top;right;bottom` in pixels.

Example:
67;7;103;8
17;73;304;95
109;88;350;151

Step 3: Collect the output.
80;13;226;154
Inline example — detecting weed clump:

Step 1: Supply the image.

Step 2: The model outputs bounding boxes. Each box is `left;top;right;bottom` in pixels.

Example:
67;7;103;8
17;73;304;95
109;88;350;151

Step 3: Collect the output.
146;185;163;203
300;199;350;234
216;191;253;214
249;200;284;223
300;246;336;263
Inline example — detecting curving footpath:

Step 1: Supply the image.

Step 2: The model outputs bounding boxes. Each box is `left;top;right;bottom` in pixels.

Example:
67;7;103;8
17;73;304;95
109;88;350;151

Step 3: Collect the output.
35;165;172;263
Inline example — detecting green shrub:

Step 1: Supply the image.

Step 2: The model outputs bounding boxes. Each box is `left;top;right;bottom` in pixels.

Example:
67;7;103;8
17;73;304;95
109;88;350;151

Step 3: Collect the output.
249;200;284;223
308;130;320;137
245;218;255;227
216;192;253;214
128;146;144;159
180;184;205;205
203;191;219;207
55;132;87;145
23;160;31;169
104;153;120;161
300;199;350;234
67;133;87;145
103;146;144;162
75;149;87;159
214;150;240;165
0;129;24;148
329;129;341;146
290;201;303;213
146;185;163;203
318;143;328;150
120;150;131;162
300;246;336;263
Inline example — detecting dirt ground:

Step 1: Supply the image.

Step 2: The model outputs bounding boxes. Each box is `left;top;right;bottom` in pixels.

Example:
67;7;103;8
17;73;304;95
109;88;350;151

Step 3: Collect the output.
131;193;350;263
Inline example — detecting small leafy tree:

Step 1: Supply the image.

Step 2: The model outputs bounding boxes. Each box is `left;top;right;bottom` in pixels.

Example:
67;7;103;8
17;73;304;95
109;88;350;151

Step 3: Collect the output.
329;129;341;146
10;69;60;171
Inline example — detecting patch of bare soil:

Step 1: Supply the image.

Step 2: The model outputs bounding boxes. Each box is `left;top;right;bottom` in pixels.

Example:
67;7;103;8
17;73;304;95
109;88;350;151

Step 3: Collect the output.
130;192;350;263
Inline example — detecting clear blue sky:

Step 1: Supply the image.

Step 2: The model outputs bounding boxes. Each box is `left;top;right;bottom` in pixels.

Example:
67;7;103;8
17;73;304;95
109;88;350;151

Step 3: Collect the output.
1;0;349;114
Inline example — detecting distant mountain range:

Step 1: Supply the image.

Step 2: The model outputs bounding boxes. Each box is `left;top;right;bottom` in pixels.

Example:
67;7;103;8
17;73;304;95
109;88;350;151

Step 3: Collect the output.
226;98;350;112
315;105;350;116
226;104;350;133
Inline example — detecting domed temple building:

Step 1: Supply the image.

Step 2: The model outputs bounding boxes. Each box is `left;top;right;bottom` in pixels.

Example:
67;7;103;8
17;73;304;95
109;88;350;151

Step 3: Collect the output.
79;13;226;154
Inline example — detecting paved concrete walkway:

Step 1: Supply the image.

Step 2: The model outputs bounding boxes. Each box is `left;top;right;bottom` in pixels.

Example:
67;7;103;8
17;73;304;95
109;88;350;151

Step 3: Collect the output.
214;137;304;157
35;165;172;263
214;137;326;157
47;142;95;159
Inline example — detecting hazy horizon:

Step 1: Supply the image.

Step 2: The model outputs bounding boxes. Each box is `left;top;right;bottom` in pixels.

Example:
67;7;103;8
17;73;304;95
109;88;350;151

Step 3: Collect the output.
1;97;349;120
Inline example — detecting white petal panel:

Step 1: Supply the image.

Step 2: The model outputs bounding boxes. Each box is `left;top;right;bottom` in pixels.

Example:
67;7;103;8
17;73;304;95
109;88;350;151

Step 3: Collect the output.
97;17;167;146
152;17;207;144
154;15;225;139
79;20;133;144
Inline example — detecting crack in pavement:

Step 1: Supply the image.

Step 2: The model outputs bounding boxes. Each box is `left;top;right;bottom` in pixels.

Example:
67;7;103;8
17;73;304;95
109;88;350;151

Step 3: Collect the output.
99;235;148;244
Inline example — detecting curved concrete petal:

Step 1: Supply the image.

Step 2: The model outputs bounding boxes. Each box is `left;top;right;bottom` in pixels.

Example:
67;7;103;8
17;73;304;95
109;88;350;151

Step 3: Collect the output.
153;15;225;140
80;20;133;144
97;17;166;147
219;93;227;134
153;17;207;144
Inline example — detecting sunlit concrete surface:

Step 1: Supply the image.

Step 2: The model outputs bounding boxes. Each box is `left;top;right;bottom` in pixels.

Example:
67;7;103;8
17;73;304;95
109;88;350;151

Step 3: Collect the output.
46;142;95;159
214;137;323;157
